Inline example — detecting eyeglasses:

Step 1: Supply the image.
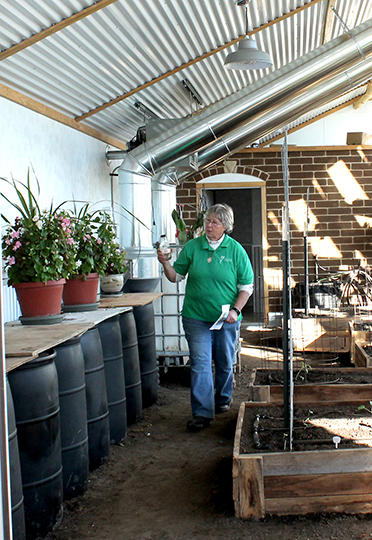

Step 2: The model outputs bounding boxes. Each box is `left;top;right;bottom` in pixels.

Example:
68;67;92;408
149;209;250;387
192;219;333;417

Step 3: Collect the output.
204;218;223;227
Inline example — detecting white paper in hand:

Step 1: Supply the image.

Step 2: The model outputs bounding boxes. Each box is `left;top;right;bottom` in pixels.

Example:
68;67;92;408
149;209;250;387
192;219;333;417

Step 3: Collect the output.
210;304;230;330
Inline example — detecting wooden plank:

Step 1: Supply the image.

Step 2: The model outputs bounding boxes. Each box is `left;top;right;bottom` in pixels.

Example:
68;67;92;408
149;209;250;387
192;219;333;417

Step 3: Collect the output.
0;0;120;61
233;401;246;479
262;447;372;476
76;0;323;121
265;471;372;499
0;82;126;150
268;384;372;404
354;342;371;367
4;307;128;363
6;355;38;372
265;493;372;515
237;456;264;519
99;292;162;308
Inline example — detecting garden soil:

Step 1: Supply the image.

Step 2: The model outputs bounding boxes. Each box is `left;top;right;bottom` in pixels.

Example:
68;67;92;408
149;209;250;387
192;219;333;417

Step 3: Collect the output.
45;335;372;540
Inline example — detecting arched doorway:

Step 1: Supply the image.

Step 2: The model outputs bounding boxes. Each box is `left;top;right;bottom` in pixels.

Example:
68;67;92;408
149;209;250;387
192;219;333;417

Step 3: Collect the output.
196;173;267;321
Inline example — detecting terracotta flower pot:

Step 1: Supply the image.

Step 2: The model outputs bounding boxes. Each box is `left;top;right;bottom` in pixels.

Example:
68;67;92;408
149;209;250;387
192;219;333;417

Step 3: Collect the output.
100;274;125;295
63;273;100;307
13;279;65;318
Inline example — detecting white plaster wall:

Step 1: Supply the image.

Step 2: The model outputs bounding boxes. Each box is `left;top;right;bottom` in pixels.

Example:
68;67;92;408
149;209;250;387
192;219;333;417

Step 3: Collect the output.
0;97;118;220
269;102;372;146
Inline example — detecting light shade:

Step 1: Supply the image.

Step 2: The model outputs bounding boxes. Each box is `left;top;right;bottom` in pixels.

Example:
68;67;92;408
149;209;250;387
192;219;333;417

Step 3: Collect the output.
224;36;273;70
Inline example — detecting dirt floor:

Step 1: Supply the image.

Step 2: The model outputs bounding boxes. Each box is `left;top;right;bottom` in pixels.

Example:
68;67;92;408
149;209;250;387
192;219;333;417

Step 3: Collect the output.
45;333;372;540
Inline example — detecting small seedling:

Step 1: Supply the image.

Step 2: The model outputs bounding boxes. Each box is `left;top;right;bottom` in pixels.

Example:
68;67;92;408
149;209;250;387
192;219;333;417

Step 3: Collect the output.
358;401;372;414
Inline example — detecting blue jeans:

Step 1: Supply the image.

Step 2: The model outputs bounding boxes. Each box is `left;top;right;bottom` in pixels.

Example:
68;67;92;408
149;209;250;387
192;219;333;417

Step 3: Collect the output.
182;316;240;419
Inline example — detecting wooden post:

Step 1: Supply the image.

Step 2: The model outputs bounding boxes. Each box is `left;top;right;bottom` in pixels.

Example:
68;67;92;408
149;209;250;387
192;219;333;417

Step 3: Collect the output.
237;456;264;518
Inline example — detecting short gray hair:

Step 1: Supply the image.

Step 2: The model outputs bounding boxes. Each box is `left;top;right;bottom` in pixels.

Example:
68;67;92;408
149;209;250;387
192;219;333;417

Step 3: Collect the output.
205;203;234;234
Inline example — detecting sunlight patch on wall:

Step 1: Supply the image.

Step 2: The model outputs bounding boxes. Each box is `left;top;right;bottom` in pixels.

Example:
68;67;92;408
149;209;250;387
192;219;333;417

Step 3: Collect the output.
264;268;296;290
289;198;318;232
312;178;327;200
268;211;281;233
357;149;370;164
355;214;372;228
327;160;368;205
353;249;368;266
309;236;342;259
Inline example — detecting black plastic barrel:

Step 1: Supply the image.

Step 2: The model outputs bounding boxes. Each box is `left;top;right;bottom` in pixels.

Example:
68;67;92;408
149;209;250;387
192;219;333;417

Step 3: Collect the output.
119;309;142;425
133;303;158;408
98;315;127;443
6;378;26;540
80;327;110;470
8;350;63;540
54;337;89;500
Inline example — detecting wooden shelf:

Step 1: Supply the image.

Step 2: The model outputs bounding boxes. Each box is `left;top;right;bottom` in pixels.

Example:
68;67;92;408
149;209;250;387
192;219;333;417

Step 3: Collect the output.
5;307;130;372
99;292;162;308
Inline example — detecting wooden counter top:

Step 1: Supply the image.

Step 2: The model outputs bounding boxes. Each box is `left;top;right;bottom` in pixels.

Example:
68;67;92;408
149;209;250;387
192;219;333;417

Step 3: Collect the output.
99;292;162;308
5;307;131;372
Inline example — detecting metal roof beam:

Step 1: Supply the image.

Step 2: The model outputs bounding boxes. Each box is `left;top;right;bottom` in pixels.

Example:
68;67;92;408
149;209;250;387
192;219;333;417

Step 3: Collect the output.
75;0;324;122
0;0;120;61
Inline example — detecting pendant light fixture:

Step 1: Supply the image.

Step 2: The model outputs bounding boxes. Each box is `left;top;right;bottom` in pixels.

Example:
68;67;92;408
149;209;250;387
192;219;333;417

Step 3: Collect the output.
224;0;273;70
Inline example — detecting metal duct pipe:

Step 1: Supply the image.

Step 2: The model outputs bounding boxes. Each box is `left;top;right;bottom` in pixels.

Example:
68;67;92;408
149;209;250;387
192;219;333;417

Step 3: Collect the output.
120;18;372;181
118;18;372;274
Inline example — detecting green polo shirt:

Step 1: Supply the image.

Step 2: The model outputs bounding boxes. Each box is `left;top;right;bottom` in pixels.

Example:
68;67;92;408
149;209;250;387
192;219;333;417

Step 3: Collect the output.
173;235;254;323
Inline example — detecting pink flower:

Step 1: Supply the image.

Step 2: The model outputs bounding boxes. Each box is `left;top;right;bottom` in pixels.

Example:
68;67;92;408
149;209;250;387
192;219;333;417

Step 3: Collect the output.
97;238;102;244
84;234;91;241
12;241;22;250
5;238;11;245
67;238;75;245
66;228;72;235
8;257;15;265
11;230;20;239
61;218;71;228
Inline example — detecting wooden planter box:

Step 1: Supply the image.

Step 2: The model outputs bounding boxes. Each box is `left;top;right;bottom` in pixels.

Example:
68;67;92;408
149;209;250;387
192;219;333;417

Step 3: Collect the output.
233;401;372;518
248;367;372;404
354;343;372;367
349;321;372;364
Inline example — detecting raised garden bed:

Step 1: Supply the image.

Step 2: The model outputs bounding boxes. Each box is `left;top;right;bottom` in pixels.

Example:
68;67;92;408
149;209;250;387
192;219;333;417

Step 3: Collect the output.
233;401;372;518
354;343;372;367
248;367;372;404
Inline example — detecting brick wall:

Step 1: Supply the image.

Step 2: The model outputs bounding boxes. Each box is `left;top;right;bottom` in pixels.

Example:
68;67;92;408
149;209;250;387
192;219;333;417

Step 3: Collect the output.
176;146;372;295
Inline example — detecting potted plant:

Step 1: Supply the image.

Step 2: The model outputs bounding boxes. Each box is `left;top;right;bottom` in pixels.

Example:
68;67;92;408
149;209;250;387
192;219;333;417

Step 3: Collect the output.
62;205;120;309
1;174;77;322
100;243;128;295
171;207;204;245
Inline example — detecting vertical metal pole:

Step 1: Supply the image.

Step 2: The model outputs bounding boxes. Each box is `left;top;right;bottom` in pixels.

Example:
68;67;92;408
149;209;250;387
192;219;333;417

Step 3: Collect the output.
282;208;290;430
304;187;310;316
0;276;13;539
281;131;293;447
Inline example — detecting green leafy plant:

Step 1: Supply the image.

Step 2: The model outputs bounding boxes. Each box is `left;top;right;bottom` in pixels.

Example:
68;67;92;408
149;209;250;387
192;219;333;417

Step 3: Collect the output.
67;204;126;278
171;208;204;245
1;173;77;285
358;401;372;414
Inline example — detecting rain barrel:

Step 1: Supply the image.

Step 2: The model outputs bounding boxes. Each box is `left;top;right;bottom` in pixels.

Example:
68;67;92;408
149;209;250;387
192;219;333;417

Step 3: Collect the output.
119;309;142;425
54;337;89;500
133;303;158;408
80;327;110;469
98;314;127;443
7;378;26;540
8;350;63;539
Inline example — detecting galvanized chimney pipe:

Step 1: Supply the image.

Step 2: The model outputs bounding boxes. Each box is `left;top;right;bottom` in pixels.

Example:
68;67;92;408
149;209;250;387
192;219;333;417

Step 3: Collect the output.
118;18;372;276
120;18;372;181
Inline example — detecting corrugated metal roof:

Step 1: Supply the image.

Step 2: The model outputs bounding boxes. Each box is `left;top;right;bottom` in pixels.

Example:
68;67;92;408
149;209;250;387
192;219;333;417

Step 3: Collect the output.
0;0;371;148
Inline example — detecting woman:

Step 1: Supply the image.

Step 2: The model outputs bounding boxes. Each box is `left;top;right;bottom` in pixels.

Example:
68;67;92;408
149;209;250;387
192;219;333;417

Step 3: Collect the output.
157;203;254;432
